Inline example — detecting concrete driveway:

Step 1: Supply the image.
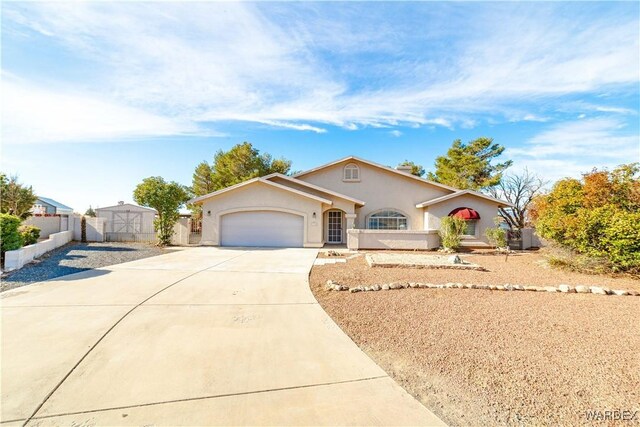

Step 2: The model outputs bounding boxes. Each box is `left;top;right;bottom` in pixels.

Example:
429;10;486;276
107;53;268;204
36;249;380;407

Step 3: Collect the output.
2;247;445;426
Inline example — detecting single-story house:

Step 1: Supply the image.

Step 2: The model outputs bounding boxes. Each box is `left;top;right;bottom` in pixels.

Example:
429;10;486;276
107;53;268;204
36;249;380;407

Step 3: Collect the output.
31;197;74;216
30;196;74;232
189;156;512;250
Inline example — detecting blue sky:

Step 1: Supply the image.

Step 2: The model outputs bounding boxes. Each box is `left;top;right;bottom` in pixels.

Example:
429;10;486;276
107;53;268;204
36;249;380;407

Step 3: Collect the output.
2;2;639;212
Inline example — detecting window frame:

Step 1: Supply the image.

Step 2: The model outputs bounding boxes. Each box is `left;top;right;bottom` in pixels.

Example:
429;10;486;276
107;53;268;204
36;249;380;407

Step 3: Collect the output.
463;219;478;236
343;163;360;182
367;210;409;230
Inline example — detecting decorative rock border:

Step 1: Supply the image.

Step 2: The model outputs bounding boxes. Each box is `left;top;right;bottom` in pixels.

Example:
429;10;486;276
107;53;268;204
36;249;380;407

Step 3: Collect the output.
324;280;639;296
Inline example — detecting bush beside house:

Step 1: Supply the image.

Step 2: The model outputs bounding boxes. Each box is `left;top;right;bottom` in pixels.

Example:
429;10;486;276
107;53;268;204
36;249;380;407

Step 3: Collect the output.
18;225;41;246
532;164;640;274
1;214;24;263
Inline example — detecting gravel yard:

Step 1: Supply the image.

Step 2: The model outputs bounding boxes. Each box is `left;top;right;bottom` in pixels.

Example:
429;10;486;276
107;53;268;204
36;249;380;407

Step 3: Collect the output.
310;251;640;426
1;242;172;292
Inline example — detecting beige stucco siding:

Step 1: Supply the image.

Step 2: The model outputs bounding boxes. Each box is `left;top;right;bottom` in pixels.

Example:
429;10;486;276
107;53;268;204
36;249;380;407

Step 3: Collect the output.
423;194;502;243
268;177;356;214
199;181;325;247
297;160;452;230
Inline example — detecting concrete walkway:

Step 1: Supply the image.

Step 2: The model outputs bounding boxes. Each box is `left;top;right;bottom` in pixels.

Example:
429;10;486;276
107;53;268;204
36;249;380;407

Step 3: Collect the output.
1;248;445;426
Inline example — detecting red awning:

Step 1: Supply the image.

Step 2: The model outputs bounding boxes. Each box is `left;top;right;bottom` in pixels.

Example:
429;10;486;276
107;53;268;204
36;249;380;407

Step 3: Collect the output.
449;207;481;220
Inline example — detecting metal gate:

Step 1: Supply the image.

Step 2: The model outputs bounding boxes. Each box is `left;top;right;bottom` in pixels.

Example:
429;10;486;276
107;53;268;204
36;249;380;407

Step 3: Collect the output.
189;218;202;244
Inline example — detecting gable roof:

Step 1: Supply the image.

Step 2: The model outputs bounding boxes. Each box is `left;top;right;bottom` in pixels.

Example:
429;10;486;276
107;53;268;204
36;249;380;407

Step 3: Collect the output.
189;177;333;205
293;156;460;193
96;203;157;213
262;173;366;206
415;190;513;208
36;197;73;212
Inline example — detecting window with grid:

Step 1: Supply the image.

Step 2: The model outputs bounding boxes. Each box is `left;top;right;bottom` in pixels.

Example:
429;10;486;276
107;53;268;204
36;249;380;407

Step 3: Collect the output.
343;163;360;181
368;210;408;230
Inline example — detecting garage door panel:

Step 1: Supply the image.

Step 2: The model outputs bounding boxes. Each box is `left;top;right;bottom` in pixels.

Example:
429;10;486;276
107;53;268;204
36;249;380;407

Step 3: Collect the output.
221;211;304;247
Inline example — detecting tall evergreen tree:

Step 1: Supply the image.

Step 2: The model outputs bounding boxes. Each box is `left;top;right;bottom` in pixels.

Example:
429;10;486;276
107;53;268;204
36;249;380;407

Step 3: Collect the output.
427;137;512;190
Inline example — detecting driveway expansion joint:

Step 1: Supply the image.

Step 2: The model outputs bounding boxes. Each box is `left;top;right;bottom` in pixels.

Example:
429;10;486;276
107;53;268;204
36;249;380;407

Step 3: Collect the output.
21;251;250;426
28;375;389;421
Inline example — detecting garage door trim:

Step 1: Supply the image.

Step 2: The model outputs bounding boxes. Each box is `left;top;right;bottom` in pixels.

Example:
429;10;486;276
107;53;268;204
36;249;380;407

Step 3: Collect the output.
217;207;308;247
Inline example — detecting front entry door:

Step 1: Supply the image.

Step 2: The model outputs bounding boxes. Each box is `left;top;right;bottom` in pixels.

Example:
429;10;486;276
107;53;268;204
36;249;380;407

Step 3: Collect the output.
328;211;342;244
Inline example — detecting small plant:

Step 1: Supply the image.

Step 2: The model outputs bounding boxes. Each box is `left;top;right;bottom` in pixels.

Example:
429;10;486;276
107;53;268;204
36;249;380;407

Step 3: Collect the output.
439;216;467;251
485;217;508;250
18;224;40;246
1;213;23;263
81;216;87;243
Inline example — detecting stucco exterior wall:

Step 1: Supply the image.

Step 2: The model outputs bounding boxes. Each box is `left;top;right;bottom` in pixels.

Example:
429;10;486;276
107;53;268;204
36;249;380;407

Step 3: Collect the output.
23;216;61;239
297;160;452;230
200;181;326;247
347;230;439;250
3;230;73;271
423;194;502;244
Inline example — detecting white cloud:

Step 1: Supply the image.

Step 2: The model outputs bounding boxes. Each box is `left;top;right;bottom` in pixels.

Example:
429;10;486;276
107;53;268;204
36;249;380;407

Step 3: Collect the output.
2;2;639;141
389;130;402;137
1;77;206;144
507;117;640;181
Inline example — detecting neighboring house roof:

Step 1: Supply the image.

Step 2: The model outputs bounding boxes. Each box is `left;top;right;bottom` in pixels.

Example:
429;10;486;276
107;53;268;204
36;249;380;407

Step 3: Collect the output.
415;190;513;208
36;197;74;213
262;173;366;206
189;177;334;205
96;203;157;213
293;156;461;193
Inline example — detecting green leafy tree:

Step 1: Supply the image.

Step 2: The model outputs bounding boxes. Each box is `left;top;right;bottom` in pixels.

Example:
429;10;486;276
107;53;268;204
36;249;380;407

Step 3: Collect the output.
427;137;512;190
192;161;215;197
210;142;292;189
531;163;640;273
85;206;96;217
0;174;37;219
399;160;425;177
133;177;190;246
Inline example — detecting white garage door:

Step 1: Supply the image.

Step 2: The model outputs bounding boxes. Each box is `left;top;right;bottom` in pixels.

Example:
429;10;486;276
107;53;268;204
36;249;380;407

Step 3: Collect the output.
220;211;304;247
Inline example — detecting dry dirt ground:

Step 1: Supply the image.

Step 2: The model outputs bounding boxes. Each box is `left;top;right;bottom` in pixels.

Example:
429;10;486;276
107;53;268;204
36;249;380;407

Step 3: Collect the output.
310;251;640;426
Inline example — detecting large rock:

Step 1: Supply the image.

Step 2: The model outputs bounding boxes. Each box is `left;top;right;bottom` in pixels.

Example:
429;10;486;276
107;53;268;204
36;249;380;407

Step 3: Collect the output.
372;284;381;291
590;286;608;295
575;285;590;293
612;289;628;296
544;286;558;293
448;255;462;264
381;284;390;290
558;284;575;293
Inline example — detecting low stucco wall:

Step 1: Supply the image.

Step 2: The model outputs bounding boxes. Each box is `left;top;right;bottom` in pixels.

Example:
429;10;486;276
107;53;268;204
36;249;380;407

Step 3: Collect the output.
73;216;105;242
347;229;440;250
23;216;61;239
3;230;73;271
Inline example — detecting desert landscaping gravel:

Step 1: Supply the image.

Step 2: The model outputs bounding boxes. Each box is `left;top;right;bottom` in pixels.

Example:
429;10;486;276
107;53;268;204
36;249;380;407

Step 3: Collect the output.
1;242;170;292
310;251;640;426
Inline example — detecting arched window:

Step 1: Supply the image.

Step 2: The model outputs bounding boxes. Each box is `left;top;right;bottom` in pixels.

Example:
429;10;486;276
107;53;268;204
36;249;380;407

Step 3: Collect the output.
343;163;360;181
448;207;481;236
368;210;408;230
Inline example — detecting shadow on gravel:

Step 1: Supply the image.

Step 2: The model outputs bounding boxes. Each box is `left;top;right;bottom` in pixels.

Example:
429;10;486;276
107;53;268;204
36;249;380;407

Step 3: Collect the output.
1;242;167;293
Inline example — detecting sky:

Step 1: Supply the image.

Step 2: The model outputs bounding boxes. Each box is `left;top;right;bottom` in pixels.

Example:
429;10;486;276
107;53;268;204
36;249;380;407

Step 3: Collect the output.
2;1;639;212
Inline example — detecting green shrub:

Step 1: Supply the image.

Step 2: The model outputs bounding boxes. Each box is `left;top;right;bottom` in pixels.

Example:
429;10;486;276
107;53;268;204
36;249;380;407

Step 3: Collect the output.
439;216;467;251
532;163;640;274
1;214;24;259
18;224;40;246
485;227;507;249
